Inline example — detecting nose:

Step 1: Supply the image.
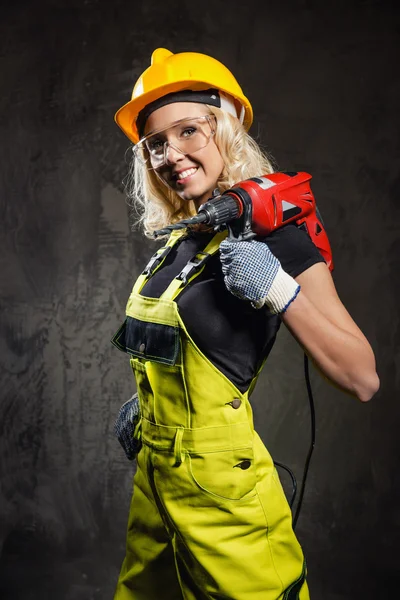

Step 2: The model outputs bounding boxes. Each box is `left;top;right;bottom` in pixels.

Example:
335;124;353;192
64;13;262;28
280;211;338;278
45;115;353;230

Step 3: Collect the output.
164;142;185;165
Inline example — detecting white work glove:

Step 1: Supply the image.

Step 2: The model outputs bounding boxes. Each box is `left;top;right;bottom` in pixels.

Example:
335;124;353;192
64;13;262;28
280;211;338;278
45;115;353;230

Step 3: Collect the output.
219;238;300;314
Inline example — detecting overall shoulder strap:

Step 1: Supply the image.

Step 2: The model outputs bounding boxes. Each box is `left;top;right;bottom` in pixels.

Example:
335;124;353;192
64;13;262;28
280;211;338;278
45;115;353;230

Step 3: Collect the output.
131;229;188;295
160;229;228;302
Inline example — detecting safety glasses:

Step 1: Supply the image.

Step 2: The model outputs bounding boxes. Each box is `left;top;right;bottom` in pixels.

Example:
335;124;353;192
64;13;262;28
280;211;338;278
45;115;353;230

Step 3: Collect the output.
133;115;216;169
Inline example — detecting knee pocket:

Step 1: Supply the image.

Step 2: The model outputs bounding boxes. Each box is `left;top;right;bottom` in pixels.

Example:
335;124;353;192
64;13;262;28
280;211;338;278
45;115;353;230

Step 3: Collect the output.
187;447;257;502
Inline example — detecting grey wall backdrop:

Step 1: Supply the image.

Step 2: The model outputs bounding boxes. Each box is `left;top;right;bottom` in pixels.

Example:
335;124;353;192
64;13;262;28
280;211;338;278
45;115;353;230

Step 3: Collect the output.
1;0;399;598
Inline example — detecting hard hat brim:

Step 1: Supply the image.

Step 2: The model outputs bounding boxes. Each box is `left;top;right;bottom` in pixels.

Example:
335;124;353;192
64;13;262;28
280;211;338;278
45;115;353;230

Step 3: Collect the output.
115;80;253;144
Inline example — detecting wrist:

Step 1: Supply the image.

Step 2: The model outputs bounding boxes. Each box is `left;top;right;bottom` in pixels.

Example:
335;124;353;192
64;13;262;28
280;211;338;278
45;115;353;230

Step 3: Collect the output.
253;267;300;314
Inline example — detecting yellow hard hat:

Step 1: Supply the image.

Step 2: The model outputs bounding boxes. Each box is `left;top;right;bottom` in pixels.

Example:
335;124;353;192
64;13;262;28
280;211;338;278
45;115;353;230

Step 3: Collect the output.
115;48;253;143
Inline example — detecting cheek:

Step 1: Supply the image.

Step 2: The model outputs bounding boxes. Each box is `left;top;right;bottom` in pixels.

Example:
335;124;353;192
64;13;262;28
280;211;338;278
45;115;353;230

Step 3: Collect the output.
202;145;224;177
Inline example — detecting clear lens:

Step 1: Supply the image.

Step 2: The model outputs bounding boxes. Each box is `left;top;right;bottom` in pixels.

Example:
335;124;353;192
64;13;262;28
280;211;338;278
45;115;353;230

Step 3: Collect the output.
134;115;216;169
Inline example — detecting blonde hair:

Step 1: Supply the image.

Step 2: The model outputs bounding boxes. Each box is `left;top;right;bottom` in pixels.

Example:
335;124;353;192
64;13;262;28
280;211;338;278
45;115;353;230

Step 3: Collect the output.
125;105;276;238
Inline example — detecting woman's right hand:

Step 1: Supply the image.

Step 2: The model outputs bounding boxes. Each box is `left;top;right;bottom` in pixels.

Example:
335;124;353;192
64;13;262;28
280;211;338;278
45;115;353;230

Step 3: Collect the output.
219;238;301;313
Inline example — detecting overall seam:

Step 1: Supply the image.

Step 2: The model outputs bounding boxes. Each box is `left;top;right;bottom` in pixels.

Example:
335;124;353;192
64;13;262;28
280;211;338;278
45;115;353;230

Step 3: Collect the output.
255;482;285;596
179;334;192;429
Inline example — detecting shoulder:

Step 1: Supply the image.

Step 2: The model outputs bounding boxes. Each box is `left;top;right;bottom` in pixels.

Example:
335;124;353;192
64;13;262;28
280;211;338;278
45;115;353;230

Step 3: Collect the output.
260;224;326;278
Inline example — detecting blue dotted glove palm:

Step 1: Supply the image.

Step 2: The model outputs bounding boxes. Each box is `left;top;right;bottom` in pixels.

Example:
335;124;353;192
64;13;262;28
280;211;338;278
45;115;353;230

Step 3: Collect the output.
219;238;300;313
114;393;142;461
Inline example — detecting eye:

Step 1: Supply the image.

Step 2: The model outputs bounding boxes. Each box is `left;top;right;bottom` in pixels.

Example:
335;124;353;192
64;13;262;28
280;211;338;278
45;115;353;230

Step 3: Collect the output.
181;127;196;138
147;138;164;152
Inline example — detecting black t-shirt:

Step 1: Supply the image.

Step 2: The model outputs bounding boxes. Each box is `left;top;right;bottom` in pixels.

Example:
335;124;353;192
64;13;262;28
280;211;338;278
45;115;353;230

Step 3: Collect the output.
141;225;325;393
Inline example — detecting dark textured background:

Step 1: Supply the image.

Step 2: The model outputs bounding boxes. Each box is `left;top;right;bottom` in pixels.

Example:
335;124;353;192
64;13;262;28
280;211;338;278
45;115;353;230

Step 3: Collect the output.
0;0;399;598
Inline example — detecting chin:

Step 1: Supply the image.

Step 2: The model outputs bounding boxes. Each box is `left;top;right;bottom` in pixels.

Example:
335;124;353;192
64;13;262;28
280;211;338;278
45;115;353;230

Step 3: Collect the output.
179;187;208;203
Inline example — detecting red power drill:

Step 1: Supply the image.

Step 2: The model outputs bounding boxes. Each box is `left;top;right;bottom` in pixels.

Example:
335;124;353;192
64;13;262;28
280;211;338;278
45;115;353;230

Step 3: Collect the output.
154;172;333;271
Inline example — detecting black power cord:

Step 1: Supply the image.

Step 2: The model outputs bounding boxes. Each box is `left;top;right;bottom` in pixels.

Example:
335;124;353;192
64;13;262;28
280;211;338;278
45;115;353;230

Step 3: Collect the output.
273;461;298;508
293;353;316;529
274;353;316;530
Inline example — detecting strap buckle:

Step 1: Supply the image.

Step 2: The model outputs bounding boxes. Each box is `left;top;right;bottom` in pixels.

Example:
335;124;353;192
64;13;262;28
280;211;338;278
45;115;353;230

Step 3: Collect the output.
176;251;212;285
141;245;172;276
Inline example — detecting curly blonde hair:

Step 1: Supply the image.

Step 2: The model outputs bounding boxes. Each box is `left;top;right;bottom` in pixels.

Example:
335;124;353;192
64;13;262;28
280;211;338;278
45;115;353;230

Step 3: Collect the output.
125;105;276;238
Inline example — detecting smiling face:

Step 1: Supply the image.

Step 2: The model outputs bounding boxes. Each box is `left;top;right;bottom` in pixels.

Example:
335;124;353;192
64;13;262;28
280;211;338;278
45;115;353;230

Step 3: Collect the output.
143;102;225;208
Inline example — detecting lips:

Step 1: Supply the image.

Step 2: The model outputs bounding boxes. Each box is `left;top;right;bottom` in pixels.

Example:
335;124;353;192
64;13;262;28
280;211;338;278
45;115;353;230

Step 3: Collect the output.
176;167;198;180
172;166;199;184
172;166;198;179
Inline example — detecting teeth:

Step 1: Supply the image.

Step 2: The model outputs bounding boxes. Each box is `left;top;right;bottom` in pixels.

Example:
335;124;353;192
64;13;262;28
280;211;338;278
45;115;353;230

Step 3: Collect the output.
177;167;198;180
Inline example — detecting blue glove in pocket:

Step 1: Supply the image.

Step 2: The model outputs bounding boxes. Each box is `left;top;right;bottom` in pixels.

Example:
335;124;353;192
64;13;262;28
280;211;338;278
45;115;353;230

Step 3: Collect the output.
114;393;142;461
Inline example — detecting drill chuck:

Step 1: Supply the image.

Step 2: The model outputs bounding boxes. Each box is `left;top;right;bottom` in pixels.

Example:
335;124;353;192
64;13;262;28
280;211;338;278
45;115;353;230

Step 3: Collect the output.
198;194;241;226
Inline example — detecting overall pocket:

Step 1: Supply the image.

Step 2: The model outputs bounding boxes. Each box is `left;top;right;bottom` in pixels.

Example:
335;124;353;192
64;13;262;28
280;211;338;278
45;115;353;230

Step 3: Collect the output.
112;317;180;365
188;446;257;502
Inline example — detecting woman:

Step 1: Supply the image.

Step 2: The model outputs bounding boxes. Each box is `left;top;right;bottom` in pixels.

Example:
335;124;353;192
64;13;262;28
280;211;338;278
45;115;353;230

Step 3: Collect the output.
112;48;379;600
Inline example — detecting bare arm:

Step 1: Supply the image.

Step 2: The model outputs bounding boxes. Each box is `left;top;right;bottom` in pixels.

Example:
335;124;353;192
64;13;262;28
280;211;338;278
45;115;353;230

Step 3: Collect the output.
281;262;380;402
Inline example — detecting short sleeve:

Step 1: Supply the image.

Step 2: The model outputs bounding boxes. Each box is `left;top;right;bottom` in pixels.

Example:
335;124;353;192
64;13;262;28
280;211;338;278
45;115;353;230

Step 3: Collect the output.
260;224;326;278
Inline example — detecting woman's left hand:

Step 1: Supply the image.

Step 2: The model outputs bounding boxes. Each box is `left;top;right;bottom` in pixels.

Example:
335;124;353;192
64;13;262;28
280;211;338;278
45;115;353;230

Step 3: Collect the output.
219;238;301;313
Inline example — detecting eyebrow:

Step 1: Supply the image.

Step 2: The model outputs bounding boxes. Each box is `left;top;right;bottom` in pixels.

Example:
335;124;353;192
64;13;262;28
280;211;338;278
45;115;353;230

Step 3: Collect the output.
144;116;206;137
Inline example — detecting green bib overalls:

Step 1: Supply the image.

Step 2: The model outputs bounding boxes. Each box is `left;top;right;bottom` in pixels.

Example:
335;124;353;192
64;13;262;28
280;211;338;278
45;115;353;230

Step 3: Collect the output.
112;229;310;600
